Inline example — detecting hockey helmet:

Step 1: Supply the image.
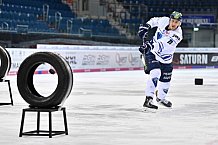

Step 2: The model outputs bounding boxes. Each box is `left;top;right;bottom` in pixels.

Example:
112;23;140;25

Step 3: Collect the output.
170;11;182;21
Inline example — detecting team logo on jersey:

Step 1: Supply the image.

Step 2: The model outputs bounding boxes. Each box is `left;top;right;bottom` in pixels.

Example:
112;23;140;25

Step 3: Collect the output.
157;32;162;40
163;30;170;35
157;29;170;40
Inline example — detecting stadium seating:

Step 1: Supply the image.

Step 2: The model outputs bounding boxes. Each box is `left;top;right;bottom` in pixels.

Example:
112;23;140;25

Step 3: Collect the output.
0;0;120;36
115;0;218;35
1;0;217;37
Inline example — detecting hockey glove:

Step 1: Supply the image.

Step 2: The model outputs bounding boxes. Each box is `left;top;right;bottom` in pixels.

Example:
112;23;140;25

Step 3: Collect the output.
144;41;153;50
138;23;151;39
139;41;153;54
139;45;147;54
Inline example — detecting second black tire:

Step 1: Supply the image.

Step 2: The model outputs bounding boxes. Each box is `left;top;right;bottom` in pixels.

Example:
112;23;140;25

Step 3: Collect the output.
17;52;73;108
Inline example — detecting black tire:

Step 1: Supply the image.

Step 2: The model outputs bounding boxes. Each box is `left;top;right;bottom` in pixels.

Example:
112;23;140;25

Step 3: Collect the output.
17;52;73;108
0;46;11;79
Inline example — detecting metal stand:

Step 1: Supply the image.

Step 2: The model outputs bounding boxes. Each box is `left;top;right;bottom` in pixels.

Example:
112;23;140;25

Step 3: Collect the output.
0;79;13;106
19;106;68;138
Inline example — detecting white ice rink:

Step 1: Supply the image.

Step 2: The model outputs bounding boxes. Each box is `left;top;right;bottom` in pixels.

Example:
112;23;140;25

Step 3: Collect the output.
0;69;218;145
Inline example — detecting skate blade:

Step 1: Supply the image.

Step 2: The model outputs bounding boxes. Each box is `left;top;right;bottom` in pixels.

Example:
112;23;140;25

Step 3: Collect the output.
157;102;172;109
143;107;158;113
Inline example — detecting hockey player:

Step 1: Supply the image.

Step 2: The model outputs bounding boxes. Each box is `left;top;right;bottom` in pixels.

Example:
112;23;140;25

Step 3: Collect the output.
138;11;183;109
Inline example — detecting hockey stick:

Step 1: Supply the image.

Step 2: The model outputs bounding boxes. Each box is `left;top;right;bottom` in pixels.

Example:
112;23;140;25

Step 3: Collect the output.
140;37;148;71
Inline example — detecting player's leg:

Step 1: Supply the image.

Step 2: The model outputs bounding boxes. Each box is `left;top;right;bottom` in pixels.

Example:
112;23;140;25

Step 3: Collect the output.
145;69;161;97
156;63;173;107
143;69;161;109
143;51;160;109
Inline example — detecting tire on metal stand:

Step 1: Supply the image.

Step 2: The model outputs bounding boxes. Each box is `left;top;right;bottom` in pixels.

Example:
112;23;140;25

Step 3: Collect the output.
0;46;11;79
17;52;73;108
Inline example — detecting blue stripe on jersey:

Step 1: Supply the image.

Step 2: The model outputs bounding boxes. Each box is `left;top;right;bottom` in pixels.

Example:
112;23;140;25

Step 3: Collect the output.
157;41;164;53
154;52;172;61
153;38;173;61
161;54;172;61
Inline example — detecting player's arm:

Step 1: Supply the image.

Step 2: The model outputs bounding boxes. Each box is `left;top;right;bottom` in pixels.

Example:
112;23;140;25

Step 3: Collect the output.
146;17;161;28
138;17;161;40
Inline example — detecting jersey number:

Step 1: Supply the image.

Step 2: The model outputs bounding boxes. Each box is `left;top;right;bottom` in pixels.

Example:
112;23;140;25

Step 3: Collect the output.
167;39;173;44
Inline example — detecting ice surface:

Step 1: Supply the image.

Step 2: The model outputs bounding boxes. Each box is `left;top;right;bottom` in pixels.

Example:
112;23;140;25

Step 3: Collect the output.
0;69;218;145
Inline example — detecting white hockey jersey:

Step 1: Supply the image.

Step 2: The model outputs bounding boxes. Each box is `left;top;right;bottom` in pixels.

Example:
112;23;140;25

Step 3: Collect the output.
146;17;183;64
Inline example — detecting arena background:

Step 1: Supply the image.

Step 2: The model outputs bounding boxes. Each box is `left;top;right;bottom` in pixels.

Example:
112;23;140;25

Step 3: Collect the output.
1;1;218;145
1;0;218;72
0;0;218;48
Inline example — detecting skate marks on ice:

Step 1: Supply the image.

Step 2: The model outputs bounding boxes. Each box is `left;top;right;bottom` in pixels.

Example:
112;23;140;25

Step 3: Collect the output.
143;105;173;113
71;104;147;117
68;96;218;125
69;103;173;121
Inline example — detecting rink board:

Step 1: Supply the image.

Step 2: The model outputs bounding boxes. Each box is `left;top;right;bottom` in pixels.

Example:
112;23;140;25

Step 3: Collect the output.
5;45;218;75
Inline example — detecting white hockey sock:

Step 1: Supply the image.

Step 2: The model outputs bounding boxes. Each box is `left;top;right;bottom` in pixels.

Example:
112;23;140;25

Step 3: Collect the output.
157;81;170;100
145;69;161;97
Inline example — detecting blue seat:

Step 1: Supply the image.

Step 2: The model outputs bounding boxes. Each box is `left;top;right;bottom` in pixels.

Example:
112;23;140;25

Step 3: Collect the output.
0;0;121;36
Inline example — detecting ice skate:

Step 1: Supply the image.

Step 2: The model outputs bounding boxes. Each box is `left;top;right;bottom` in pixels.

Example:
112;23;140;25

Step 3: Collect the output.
156;97;172;108
143;96;158;109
